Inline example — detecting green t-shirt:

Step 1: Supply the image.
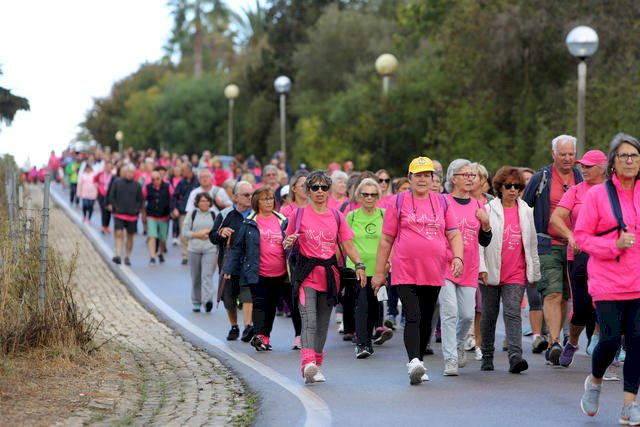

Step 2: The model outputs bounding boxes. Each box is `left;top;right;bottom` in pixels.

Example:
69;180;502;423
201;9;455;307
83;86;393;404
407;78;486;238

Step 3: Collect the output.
345;207;384;276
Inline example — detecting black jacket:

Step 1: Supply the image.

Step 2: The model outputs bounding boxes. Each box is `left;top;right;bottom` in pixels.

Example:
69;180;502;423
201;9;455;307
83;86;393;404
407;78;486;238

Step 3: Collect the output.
171;175;199;214
145;182;171;218
209;206;249;270
109;177;143;216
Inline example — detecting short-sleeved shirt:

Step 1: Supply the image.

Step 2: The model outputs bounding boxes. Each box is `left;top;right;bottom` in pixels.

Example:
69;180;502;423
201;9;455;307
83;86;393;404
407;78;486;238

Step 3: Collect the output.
345;208;384;276
382;191;457;286
444;195;483;287
500;206;526;285
256;215;286;277
557;181;594;261
286;206;354;292
547;165;575;244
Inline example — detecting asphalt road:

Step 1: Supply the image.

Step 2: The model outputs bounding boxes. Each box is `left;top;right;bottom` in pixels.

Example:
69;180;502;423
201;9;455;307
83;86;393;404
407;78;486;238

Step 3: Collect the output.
51;184;625;427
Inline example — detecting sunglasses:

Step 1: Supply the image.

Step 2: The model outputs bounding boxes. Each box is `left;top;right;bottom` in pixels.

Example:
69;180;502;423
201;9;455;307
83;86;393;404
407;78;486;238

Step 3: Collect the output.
309;184;330;192
361;192;379;198
503;183;523;190
378;178;391;183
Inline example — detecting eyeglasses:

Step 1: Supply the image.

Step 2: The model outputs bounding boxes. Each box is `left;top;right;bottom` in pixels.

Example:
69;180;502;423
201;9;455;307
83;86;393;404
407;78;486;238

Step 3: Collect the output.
503;183;523;190
454;173;477;179
238;193;253;198
309;184;330;192
259;197;275;202
361;192;379;198
378;178;390;184
616;152;640;162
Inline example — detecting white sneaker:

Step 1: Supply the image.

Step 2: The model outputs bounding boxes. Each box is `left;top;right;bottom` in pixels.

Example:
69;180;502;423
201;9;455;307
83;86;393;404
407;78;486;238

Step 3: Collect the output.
313;370;326;382
335;312;343;324
474;347;483;361
303;362;318;384
338;321;344;333
457;347;467;368
407;358;426;385
172;237;179;246
421;373;430;382
444;358;459;376
464;335;476;351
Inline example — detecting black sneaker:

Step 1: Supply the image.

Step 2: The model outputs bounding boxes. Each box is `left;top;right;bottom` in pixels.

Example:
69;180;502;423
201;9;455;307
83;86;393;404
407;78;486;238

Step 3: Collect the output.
355;345;372;359
241;325;255;342
112;256;121;265
205;301;213;312
251;335;267;351
548;342;562;365
423;344;434;356
227;325;240;341
181;258;188;265
481;357;495;371
509;356;529;373
149;257;156;265
532;335;548;353
158;253;165;263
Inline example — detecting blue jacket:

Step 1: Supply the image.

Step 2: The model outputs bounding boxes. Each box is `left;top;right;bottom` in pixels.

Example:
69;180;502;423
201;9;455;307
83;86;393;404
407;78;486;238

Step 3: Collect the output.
522;164;582;255
223;211;288;286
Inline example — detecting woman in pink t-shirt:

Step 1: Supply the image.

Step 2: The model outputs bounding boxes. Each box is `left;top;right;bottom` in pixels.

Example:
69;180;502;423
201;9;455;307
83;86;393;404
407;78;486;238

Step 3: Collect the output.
549;150;607;365
283;170;366;385
223;187;288;352
439;159;492;376
479;166;540;374
372;156;464;386
327;170;349;210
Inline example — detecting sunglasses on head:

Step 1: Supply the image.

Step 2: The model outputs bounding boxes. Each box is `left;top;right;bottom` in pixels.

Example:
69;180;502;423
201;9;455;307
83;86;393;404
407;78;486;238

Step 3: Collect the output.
503;183;523;190
361;192;379;198
309;184;330;192
378;178;390;183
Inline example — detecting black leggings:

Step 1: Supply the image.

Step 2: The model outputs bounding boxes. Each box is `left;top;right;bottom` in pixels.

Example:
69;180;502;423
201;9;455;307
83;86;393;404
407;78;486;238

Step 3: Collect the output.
593;299;640;394
97;194;111;228
396;284;441;361
568;252;597;328
250;275;287;338
355;277;379;346
341;281;356;334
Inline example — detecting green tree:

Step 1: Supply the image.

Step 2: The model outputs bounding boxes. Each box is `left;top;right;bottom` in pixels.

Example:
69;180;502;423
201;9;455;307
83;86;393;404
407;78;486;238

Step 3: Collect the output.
0;67;30;129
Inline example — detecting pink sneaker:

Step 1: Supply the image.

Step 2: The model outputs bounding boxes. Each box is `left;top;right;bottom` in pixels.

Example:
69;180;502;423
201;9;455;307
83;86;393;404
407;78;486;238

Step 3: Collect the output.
292;335;302;350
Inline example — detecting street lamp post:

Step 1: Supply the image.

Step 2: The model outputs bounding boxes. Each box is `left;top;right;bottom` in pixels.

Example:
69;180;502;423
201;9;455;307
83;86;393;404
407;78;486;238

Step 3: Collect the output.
566;26;599;157
274;76;292;159
224;84;240;155
375;53;399;96
115;130;124;156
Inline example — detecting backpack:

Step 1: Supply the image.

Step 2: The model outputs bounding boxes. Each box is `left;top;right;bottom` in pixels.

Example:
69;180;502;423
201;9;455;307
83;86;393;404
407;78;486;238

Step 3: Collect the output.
191;209;217;230
395;190;448;231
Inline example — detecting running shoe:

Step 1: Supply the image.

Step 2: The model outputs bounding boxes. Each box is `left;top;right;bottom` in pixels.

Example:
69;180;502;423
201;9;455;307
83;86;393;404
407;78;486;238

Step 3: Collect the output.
603;365;620;381
559;342;578;368
586;334;599;356
124;257;131;266
251;334;268;351
423;344;434;356
226;325;240;341
407;358;426;385
343;333;354;341
241;325;255;342
355;345;372;359
338;321;344;334
474;347;483;361
547;342;562;366
149;257;156;265
444;358;458;376
303;362;318;384
192;303;201;312
205;301;213;312
457;347;467;368
509;356;529;374
502;339;508;351
172;237;179;246
464;335;476;351
580;374;601;417
617;346;626;364
481;357;494;371
181;258;188;265
619;402;640;425
373;328;393;345
532;335;548;354
384;316;396;330
292;336;302;350
112;256;121;265
158;253;165;263
421;373;430;382
522;326;533;336
313;371;326;383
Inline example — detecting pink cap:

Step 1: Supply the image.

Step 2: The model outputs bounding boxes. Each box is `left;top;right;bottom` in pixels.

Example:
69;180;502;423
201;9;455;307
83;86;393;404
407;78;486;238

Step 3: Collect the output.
576;150;607;166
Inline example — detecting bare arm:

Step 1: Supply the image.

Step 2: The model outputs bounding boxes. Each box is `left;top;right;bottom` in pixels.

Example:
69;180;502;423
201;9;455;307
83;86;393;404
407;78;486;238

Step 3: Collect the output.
371;233;395;292
550;206;578;253
446;229;464;278
340;239;366;286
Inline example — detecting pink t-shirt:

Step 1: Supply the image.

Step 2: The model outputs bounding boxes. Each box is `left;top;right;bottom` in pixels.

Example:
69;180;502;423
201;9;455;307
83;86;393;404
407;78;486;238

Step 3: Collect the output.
256;215;286;277
327;195;348;210
547;165;575;244
499;206;526;285
285;206;354;292
382;191;457;286
280;202;299;221
558;181;593;260
378;194;395;209
445;195;483;287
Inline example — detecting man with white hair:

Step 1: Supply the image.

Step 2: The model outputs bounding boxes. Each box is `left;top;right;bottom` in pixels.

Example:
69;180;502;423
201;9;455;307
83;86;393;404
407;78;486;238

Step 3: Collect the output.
522;135;583;365
185;168;232;216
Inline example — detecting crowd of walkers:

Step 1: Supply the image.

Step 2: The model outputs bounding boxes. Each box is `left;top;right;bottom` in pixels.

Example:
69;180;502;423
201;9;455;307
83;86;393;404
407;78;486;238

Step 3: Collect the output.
47;133;640;424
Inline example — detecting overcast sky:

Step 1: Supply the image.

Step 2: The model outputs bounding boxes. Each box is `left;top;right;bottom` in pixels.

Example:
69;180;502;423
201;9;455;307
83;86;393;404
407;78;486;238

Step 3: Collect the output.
0;0;253;168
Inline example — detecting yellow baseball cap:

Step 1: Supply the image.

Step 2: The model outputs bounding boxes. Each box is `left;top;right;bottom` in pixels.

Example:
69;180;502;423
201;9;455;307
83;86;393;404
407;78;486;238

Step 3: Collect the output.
408;156;435;174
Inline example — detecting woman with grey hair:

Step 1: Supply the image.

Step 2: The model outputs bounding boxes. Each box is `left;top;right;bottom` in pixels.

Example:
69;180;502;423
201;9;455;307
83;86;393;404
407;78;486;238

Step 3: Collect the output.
575;133;640;423
283;170;366;384
328;170;349;210
439;159;492;376
347;178;393;358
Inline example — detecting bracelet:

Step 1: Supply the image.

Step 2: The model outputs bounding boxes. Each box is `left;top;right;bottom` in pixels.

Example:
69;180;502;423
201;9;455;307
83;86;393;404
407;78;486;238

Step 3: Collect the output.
355;263;366;271
453;256;464;265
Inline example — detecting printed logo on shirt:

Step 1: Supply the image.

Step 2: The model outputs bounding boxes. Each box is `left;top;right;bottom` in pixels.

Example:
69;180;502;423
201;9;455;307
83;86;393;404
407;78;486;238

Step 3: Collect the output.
408;212;440;240
459;217;479;246
364;222;378;235
304;230;337;256
261;229;283;247
503;224;522;251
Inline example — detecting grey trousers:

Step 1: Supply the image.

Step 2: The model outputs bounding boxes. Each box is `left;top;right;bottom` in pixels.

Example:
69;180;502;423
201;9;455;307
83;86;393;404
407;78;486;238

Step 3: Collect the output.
479;283;525;360
189;251;216;305
298;287;333;352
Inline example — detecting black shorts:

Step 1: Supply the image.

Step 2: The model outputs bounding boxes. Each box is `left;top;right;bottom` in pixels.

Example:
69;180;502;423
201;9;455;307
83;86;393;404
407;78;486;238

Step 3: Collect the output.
114;218;137;234
222;276;253;311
